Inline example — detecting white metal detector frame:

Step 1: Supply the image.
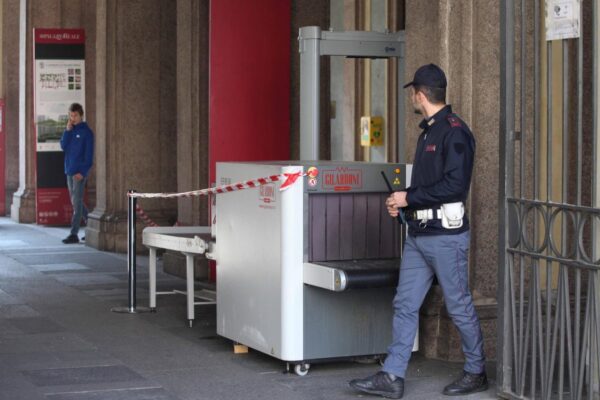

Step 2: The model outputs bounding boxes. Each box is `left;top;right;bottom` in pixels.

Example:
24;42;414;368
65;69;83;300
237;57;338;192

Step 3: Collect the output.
298;26;406;160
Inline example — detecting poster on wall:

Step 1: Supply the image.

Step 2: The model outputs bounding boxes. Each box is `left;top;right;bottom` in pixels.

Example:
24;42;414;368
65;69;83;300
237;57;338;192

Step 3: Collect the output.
34;28;85;225
545;0;580;41
35;60;85;151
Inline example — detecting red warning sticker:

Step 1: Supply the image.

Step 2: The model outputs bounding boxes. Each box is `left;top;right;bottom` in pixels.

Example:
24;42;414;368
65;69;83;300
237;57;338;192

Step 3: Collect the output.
258;184;276;209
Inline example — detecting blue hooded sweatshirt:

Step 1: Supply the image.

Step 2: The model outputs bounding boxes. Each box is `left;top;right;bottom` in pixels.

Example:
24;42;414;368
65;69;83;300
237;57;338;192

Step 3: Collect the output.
60;121;94;177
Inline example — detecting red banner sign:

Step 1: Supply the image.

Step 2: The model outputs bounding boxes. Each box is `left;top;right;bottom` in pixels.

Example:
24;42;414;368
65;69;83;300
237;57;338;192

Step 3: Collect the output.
34;28;85;44
36;188;72;225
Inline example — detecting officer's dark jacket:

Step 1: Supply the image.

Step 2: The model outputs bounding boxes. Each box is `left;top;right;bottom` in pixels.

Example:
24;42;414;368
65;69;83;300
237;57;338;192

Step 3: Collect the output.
405;105;475;236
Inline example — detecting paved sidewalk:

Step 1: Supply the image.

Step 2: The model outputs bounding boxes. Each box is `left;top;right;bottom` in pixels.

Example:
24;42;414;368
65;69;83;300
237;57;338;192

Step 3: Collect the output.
0;218;497;399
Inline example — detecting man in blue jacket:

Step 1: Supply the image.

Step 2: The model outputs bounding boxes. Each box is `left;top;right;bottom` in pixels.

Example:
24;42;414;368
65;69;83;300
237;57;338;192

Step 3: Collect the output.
349;64;486;398
60;103;94;244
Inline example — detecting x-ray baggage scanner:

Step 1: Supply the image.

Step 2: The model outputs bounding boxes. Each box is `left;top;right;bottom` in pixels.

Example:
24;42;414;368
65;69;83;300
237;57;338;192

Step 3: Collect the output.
216;161;413;375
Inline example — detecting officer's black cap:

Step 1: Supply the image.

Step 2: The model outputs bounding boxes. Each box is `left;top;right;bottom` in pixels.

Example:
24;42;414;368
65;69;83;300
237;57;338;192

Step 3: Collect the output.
403;63;447;89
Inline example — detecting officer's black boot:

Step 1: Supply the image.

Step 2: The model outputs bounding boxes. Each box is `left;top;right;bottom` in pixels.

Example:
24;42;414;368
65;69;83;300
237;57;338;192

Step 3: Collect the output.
349;371;404;399
442;370;488;396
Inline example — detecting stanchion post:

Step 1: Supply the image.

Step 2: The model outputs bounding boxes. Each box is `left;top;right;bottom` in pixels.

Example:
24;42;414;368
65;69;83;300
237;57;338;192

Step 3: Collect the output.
127;189;137;311
111;189;150;314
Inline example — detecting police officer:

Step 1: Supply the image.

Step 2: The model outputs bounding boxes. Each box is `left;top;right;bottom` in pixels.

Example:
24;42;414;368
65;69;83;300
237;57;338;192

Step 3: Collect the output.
349;64;487;399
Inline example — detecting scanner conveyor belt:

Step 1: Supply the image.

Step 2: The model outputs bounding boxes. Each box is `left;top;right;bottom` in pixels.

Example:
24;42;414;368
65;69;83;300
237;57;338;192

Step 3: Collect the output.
303;259;400;292
142;227;213;255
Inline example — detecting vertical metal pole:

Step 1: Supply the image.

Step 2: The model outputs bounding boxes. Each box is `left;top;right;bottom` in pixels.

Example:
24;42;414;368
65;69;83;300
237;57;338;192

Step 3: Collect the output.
544;36;553;400
562;40;569;205
577;0;584;206
299;26;321;160
532;3;540;394
149;247;157;311
128;189;137;312
592;0;600;395
498;0;515;395
574;0;585;392
517;1;526;392
559;32;569;400
519;0;526;200
547;42;553;203
185;253;195;327
397;41;405;163
112;190;150;314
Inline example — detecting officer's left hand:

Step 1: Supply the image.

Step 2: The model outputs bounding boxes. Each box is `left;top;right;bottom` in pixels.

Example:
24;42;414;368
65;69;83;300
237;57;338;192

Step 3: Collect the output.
73;173;84;181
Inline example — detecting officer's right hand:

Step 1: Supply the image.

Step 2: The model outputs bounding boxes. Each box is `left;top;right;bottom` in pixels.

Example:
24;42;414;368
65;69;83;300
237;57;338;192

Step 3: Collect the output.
66;121;73;131
386;195;399;217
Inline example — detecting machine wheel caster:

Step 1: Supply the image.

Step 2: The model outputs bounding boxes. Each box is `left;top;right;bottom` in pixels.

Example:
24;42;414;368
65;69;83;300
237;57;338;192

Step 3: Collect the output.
294;363;310;376
150;308;157;313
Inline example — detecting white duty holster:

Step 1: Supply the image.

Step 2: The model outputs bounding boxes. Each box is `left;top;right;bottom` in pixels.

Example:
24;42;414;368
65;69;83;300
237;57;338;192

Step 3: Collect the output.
440;202;464;229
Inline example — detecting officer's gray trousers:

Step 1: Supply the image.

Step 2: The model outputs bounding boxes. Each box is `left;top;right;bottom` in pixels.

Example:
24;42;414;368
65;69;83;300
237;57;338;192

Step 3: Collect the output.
382;230;485;378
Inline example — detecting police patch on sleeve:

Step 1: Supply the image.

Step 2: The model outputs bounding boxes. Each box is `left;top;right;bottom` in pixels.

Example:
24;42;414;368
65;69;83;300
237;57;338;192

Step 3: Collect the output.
447;115;461;128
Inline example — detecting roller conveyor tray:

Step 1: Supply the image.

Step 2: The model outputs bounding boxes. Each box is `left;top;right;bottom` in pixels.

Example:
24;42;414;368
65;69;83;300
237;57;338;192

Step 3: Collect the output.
142;226;213;255
142;226;216;327
303;259;400;292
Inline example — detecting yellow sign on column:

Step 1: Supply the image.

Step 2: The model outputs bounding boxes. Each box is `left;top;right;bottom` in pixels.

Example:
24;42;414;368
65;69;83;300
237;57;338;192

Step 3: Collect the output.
360;116;384;147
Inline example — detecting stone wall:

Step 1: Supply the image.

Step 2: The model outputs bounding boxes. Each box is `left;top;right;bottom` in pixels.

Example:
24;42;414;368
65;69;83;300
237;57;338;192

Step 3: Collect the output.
2;0;20;211
405;0;501;360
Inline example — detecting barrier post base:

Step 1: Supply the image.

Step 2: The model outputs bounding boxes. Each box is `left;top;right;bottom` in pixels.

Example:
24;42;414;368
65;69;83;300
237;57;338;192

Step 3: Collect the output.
111;306;152;314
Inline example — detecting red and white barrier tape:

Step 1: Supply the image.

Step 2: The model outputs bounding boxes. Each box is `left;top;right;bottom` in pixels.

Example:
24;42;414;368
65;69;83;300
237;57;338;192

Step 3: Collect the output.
128;171;306;199
135;204;158;227
135;204;184;227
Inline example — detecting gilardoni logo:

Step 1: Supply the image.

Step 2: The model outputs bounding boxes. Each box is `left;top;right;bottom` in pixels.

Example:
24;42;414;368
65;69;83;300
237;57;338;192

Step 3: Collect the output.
322;168;363;191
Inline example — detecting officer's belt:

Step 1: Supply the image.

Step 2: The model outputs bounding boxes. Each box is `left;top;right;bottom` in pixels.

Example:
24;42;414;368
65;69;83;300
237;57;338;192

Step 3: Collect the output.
404;208;442;221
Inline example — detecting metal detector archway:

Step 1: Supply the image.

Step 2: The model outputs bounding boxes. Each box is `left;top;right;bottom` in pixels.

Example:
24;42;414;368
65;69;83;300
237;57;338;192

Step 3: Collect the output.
298;26;406;161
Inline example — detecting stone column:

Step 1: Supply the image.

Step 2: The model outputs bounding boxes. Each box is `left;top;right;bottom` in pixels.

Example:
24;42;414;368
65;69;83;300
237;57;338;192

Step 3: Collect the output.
175;0;209;227
3;0;22;211
405;0;500;361
10;0;36;222
87;0;177;252
163;0;210;278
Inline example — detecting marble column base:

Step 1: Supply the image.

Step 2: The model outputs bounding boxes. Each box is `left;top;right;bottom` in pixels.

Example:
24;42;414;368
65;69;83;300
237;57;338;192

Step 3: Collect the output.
11;188;36;223
85;209;175;253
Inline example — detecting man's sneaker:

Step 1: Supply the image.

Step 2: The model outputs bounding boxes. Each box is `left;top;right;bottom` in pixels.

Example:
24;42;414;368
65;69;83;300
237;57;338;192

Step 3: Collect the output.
62;234;79;244
443;370;488;396
349;371;404;399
